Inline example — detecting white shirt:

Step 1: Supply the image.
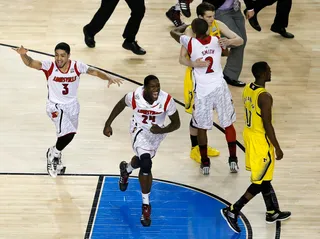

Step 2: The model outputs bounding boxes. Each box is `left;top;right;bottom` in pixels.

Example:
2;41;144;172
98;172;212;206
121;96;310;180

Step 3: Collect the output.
125;86;177;130
40;60;89;104
180;35;224;98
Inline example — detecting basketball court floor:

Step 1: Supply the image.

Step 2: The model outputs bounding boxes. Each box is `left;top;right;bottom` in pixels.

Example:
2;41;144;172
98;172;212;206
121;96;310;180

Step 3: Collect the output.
0;0;319;238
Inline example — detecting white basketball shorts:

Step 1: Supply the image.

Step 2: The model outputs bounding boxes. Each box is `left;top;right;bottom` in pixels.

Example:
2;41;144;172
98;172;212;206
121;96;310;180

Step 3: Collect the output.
46;100;80;137
192;82;236;130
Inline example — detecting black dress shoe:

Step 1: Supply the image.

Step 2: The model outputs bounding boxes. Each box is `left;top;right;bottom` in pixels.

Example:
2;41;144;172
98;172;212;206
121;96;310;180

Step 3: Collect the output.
270;25;294;38
244;9;261;32
224;75;246;87
83;26;95;48
122;40;146;55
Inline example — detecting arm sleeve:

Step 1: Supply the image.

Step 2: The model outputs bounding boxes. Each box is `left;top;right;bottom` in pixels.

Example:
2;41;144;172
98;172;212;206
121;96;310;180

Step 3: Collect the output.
76;61;90;74
124;92;134;108
40;60;53;71
180;35;191;49
166;97;177;116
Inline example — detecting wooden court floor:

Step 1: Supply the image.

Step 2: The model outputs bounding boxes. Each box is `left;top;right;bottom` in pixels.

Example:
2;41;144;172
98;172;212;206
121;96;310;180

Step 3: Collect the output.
0;0;319;238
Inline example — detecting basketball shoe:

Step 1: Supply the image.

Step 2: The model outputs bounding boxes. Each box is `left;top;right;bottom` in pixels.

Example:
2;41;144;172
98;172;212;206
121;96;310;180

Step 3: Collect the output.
166;6;184;27
140;204;152;227
119;161;131;192
266;210;291;223
190;146;220;163
46;147;60;178
229;157;239;173
221;207;241;233
200;158;210;175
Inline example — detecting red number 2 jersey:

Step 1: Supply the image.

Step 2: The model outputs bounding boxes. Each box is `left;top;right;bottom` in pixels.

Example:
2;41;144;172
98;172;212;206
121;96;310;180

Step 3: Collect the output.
125;86;177;130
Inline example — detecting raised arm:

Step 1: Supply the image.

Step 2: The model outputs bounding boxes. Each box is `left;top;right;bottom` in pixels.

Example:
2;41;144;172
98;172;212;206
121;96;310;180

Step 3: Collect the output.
87;67;123;87
259;92;283;160
216;20;244;47
103;95;128;137
12;45;42;70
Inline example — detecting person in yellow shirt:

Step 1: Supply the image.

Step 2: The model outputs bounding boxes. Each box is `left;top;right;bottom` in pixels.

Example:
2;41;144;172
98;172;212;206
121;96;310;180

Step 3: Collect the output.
221;62;291;233
170;2;243;170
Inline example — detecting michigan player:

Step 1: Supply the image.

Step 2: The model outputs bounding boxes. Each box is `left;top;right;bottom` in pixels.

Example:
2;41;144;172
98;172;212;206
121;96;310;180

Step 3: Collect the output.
103;75;180;227
170;2;243;164
13;43;122;178
221;62;291;233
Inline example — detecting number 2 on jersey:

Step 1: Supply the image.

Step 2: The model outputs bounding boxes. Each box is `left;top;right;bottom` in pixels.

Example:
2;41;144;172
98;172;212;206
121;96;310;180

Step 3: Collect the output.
62;84;69;95
142;115;156;124
245;108;252;127
205;56;214;74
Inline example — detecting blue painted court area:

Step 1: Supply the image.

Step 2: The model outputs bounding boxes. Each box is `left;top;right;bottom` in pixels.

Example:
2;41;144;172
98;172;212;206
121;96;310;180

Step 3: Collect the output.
90;176;248;239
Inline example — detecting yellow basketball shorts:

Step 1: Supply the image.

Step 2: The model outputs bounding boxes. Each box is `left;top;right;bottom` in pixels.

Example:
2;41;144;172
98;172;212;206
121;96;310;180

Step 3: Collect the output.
243;130;275;185
184;67;194;114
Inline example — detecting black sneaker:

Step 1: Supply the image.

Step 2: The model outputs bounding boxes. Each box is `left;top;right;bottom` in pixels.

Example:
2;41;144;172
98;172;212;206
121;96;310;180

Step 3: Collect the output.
166;6;184;27
221;207;241;233
266;210;291;223
83;26;95;48
122;40;146;55
200;158;210;175
140;204;152;227
178;0;191;18
229;157;239;173
119;161;131;191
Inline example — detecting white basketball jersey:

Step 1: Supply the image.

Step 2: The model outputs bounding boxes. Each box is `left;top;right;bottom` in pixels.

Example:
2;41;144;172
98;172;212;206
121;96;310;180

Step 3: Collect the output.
40;60;89;104
125;86;177;130
180;35;224;97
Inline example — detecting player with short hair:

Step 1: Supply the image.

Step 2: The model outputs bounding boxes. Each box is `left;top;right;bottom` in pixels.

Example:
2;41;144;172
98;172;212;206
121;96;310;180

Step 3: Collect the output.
13;42;122;178
221;62;291;233
103;75;180;227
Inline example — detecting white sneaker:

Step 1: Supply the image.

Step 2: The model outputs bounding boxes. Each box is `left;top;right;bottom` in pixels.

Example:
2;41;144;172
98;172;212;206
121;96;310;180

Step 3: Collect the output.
46;147;59;178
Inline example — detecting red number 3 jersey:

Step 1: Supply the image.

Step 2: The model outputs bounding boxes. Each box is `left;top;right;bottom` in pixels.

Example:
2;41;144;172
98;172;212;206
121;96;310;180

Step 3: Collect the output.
125;86;177;130
40;60;89;104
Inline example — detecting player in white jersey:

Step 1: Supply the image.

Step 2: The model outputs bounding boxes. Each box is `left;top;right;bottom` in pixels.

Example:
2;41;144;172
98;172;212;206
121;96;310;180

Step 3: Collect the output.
103;75;180;227
13;42;122;178
178;18;243;175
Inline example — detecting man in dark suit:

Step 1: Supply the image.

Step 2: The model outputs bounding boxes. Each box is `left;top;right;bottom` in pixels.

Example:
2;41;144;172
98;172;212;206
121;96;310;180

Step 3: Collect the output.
243;0;294;38
83;0;146;55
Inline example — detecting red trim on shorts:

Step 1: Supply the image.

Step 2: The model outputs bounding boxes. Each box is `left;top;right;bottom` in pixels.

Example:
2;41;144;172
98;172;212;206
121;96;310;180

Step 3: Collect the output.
74;61;80;76
132;93;136;109
42;62;54;80
164;94;172;111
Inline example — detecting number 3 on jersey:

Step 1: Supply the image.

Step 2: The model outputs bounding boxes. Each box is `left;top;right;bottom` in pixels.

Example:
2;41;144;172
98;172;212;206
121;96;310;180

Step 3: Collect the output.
62;84;69;95
142;115;156;124
205;56;214;74
245;108;252;127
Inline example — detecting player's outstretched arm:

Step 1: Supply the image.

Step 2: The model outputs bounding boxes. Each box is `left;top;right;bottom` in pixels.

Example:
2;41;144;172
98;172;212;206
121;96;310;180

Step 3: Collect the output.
260;92;283;160
12;45;42;70
170;24;189;43
103;95;127;137
87;67;123;88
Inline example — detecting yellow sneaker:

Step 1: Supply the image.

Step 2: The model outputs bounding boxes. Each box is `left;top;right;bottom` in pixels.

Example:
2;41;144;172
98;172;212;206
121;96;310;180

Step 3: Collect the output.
190;146;201;163
190;146;220;163
208;146;220;157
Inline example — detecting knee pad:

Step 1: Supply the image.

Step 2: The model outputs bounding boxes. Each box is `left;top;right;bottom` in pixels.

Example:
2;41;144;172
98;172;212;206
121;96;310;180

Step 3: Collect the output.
247;183;262;196
261;181;272;194
139;153;152;175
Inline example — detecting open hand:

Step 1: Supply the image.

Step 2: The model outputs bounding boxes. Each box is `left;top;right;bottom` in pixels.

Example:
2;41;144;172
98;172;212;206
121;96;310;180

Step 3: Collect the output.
192;58;209;68
12;45;28;55
107;76;123;88
218;38;230;49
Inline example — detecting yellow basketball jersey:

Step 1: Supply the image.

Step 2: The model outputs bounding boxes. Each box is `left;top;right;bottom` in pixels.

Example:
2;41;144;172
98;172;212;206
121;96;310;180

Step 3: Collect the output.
242;82;268;134
186;20;221;37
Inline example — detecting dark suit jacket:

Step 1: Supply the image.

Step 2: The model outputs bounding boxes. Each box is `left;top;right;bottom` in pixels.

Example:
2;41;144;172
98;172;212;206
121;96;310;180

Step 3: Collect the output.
203;0;254;11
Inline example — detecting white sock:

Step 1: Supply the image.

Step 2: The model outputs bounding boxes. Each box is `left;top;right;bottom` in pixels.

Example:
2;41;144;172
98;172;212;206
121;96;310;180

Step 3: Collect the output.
126;163;134;173
142;193;150;205
175;3;180;11
53;146;61;157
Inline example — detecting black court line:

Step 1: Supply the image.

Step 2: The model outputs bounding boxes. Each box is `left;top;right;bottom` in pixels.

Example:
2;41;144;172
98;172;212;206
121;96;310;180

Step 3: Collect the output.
84;175;104;239
0;43;278;238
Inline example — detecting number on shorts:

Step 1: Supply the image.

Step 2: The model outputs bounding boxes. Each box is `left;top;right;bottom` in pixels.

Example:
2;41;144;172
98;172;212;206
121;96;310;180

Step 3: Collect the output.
205;56;214;74
245;108;252;127
142;115;156;124
62;84;69;95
